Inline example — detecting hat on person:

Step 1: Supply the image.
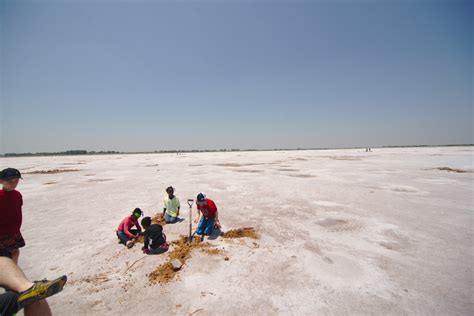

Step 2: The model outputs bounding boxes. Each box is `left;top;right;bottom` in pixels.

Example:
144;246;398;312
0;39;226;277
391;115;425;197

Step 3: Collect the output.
0;168;22;180
196;193;206;203
132;208;143;218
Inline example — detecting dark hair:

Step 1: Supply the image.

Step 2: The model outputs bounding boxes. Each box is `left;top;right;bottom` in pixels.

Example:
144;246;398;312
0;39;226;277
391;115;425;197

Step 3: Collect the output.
141;216;152;227
166;186;174;193
132;208;142;217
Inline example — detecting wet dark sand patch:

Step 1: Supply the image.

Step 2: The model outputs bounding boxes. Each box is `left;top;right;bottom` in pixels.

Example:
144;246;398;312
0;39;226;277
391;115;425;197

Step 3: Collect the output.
215;163;242;167
317;218;363;232
43;181;58;185
215;163;268;167
25;169;81;174
317;218;347;227
379;242;402;251
287;174;315;178
389;186;419;193
87;179;113;183
232;169;264;173
327;156;365;160
309;155;367;161
426;167;471;173
276;168;299;172
303;242;322;255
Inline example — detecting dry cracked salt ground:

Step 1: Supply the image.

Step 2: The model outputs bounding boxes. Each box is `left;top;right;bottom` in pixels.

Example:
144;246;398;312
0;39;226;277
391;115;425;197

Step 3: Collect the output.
2;146;473;315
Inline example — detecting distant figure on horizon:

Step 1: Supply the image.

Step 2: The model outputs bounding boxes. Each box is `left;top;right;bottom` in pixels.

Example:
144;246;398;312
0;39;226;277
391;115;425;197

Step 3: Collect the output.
0;168;25;265
140;216;168;255
162;186;180;224
194;193;221;238
116;208;143;248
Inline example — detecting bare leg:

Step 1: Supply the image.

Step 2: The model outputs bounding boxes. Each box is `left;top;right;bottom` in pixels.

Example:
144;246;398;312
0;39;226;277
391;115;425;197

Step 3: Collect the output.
11;248;20;265
0;256;33;292
24;299;52;316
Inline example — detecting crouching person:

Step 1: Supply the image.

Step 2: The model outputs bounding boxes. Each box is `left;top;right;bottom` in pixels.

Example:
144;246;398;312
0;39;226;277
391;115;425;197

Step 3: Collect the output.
116;208;143;248
141;217;168;255
194;193;221;237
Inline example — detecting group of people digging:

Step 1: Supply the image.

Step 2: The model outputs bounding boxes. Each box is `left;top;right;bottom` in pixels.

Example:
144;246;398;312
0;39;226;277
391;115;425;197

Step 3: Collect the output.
116;187;221;255
0;166;223;315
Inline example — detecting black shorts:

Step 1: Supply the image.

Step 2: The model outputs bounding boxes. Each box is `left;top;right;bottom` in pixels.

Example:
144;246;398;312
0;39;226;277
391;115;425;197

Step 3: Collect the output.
0;233;25;258
0;291;20;316
0;249;12;258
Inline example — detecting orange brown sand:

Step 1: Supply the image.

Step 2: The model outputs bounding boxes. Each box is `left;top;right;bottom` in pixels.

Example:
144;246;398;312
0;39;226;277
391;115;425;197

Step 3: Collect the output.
69;272;110;286
222;227;259;239
148;236;217;285
151;213;166;225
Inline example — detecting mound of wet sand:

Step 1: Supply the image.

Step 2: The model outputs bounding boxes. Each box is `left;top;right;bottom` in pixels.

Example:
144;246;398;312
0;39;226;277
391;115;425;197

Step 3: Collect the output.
148;228;258;285
151;214;166;225
148;236;215;285
222;227;258;239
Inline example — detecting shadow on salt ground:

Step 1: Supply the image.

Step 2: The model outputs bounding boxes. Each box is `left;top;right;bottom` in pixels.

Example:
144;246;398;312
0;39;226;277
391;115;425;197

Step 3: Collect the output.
168;218;185;224
207;227;223;240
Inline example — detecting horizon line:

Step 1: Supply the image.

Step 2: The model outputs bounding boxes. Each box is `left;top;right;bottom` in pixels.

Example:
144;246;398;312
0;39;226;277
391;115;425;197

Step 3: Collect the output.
1;143;472;158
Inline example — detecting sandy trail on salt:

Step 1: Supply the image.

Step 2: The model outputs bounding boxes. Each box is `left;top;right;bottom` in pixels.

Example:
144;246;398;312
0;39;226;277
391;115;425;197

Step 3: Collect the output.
2;146;473;315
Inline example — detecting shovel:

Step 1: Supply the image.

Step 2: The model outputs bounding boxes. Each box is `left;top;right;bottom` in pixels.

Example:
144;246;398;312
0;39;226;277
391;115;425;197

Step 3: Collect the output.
187;199;194;243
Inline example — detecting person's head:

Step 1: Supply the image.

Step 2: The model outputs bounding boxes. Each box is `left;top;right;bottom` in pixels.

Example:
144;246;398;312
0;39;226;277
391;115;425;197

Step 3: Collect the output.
166;186;174;196
196;192;207;206
132;208;143;219
141;216;152;229
0;168;22;191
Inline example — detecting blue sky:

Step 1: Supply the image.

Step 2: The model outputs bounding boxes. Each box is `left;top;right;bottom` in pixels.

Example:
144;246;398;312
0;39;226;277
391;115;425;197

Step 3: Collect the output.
1;0;472;153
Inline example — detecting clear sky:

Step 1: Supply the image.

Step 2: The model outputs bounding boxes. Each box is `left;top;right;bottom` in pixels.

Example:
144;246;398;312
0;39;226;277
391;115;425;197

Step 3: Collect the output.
1;0;472;153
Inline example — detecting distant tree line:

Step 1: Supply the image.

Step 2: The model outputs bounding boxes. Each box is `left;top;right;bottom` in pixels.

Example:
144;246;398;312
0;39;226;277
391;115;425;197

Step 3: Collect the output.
1;144;471;157
3;150;119;157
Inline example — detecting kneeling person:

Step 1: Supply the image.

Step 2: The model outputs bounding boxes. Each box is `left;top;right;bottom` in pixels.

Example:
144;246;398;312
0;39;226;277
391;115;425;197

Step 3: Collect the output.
162;186;180;224
194;193;221;237
117;208;143;248
141;217;168;254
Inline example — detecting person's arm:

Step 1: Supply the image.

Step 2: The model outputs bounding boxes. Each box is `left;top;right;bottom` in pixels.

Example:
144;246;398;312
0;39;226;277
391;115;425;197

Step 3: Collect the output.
123;221;135;238
214;209;221;228
177;199;180;217
143;231;150;249
135;218;142;233
194;207;201;223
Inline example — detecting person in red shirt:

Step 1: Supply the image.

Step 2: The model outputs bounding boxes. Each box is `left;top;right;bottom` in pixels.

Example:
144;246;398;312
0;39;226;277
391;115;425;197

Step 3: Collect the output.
0;168;25;264
194;193;221;237
116;208;143;248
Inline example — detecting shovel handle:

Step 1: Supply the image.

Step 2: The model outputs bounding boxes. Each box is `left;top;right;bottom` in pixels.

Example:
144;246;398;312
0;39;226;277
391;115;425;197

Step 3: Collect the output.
187;199;194;242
